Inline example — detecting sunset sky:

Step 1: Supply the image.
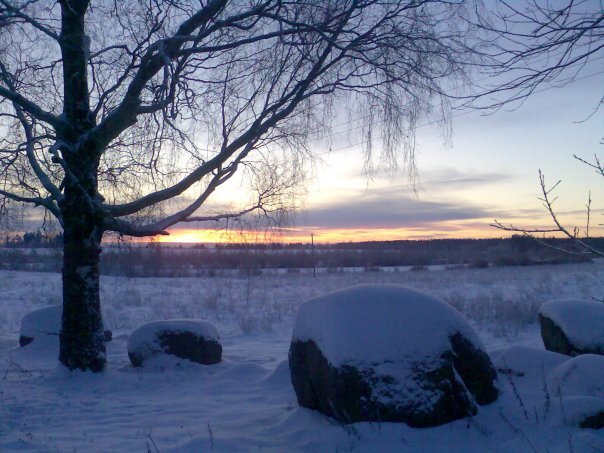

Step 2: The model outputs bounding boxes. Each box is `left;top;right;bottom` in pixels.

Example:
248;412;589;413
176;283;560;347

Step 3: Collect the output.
163;62;604;244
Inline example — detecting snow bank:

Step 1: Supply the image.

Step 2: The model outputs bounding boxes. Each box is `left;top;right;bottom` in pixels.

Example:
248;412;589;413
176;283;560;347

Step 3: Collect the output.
493;345;568;378
292;284;484;366
547;354;604;398
540;299;604;351
2;269;604;452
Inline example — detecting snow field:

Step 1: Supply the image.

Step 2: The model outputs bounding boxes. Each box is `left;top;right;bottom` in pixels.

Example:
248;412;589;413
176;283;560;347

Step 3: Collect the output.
0;262;603;451
3;261;602;342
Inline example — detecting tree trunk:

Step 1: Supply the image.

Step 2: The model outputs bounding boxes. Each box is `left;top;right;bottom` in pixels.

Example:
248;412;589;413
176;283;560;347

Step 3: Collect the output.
59;185;106;372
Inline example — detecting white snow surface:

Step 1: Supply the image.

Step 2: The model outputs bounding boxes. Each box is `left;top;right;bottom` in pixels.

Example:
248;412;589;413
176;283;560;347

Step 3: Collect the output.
292;284;483;366
540;299;604;349
547;354;604;399
127;319;220;353
19;304;61;339
551;396;604;427
493;345;569;378
1;263;604;452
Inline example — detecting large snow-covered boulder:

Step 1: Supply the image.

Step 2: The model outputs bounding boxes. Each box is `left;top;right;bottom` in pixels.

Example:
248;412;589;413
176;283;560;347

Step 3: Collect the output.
289;284;499;427
127;320;222;367
19;305;112;347
539;299;604;356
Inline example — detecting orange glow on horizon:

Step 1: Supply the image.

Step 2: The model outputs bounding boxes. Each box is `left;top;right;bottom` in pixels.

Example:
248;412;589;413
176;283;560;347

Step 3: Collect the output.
156;223;527;244
154;212;604;243
157;229;237;244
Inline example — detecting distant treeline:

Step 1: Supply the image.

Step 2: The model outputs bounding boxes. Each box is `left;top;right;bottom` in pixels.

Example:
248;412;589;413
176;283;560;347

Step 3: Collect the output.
0;234;598;276
2;230;63;248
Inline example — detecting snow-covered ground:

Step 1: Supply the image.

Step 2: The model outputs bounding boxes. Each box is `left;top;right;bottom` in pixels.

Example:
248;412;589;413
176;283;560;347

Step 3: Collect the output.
1;262;603;451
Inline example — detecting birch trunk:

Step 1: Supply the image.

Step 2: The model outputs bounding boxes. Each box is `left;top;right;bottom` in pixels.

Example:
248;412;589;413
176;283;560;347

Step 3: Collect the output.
58;182;106;372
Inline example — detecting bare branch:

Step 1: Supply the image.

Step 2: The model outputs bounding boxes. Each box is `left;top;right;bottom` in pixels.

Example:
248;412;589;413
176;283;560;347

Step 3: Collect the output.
470;1;604;110
0;86;65;130
492;167;604;259
0;0;60;39
89;0;230;150
0;187;59;218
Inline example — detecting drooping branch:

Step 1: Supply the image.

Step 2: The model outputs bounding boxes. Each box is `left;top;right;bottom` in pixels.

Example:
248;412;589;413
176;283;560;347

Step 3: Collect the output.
104;138;255;236
17;114;62;203
0;187;59;217
88;0;231;150
100;1;357;219
1;0;483;241
0;64;62;203
0;86;65;131
0;0;60;40
470;1;604;109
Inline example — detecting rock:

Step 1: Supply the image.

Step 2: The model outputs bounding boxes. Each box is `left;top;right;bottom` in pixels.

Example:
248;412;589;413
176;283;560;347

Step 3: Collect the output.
568;397;604;429
539;299;604;356
540;396;604;429
580;409;604;429
289;284;498;427
127;319;222;367
19;305;112;347
19;305;62;347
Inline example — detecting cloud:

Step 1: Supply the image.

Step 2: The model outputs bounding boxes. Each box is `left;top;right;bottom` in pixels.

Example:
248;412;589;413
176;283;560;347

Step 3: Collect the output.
299;187;493;229
419;168;511;190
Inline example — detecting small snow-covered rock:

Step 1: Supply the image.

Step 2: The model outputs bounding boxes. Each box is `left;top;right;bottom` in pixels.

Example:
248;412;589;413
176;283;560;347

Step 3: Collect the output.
127;319;222;367
19;305;112;347
494;345;568;378
289;284;499;427
539;299;604;356
547;354;604;399
554;396;604;429
20;305;62;346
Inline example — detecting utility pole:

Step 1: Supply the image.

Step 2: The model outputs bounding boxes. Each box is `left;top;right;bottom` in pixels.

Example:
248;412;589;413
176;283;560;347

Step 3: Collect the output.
311;232;316;278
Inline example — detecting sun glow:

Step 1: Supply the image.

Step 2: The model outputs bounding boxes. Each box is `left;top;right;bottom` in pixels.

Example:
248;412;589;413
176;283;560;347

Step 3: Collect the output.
157;229;239;244
158;221;525;245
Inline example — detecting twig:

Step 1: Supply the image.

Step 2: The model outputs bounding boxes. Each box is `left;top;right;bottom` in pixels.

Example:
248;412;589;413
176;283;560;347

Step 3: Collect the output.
145;433;160;453
498;409;539;453
207;423;214;451
492;166;604;259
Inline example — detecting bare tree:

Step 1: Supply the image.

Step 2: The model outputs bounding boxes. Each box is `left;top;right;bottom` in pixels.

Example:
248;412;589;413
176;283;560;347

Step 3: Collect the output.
0;0;480;371
472;0;603;109
492;156;604;258
470;1;604;252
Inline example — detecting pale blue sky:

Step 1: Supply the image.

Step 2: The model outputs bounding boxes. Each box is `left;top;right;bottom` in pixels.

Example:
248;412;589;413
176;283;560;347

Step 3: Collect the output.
165;60;603;243
290;63;604;242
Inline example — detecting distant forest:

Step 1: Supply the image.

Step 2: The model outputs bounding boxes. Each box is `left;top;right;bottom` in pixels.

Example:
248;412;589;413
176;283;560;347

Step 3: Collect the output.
0;232;600;276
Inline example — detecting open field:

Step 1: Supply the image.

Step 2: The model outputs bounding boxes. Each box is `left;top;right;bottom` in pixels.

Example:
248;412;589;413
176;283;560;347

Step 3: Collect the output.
1;236;596;275
1;262;603;451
